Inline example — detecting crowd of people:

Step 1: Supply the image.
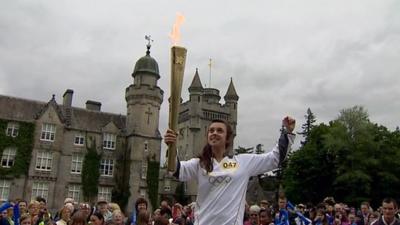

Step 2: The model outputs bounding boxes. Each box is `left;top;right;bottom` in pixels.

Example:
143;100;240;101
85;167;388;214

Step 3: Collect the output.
0;195;399;225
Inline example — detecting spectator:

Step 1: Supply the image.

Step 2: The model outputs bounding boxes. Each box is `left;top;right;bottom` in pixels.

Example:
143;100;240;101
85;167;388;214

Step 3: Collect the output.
107;203;120;213
56;207;71;225
370;198;399;225
136;211;150;225
70;211;87;225
259;208;273;225
360;202;371;225
20;213;32;225
89;211;105;225
159;200;171;219
111;210;125;225
153;217;168;225
28;201;40;225
78;203;91;222
97;198;112;223
260;200;270;210
314;208;329;225
18;201;28;215
247;205;261;225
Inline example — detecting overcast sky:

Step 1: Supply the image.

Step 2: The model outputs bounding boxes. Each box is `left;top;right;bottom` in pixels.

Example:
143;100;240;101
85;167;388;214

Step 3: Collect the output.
1;0;399;156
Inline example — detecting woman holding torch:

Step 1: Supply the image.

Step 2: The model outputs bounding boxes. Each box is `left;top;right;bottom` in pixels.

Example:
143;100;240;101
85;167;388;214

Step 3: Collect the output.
164;116;296;225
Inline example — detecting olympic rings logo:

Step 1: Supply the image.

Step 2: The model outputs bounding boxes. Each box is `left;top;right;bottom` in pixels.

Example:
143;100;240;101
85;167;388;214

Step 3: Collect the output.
208;175;232;186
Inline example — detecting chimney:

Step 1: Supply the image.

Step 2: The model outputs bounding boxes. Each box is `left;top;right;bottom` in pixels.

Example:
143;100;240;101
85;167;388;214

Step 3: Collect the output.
63;89;74;107
86;100;102;111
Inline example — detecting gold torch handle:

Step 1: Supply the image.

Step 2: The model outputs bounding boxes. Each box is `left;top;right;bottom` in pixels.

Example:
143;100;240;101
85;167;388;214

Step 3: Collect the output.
167;46;187;172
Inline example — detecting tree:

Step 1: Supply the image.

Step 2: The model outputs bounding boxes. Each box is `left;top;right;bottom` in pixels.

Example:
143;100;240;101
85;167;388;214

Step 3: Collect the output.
297;108;317;146
336;105;369;140
234;146;254;155
175;182;188;205
282;106;400;207
82;136;101;203
255;144;264;154
112;139;131;210
283;123;335;203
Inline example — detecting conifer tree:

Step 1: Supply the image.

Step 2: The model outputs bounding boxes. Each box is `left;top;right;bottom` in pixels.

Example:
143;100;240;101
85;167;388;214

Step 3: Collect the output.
298;108;317;146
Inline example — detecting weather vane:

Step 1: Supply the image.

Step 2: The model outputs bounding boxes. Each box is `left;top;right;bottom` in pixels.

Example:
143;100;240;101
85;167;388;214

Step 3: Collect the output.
145;35;153;54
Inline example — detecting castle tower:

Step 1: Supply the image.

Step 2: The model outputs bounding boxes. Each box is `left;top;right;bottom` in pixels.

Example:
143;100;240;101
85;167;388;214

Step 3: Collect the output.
224;78;239;134
125;43;164;210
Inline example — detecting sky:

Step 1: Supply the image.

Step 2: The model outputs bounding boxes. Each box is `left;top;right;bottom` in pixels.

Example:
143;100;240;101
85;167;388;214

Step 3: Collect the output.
1;0;399;156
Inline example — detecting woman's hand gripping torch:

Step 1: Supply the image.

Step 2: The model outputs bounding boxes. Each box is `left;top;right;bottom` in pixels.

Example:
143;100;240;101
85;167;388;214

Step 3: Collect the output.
167;46;187;172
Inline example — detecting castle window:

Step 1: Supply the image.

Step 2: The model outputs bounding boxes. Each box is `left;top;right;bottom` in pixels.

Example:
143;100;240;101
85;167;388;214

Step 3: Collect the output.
0;180;10;201
74;133;85;146
68;184;81;202
71;153;83;174
1;147;16;168
140;189;146;197
40;123;56;142
31;181;49;201
141;163;147;179
100;159;114;177
6;122;19;137
144;141;149;152
98;186;112;202
103;133;116;150
35;151;52;171
164;179;171;192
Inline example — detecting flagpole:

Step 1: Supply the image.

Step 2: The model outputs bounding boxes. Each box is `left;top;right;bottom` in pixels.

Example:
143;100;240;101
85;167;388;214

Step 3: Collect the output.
208;58;212;88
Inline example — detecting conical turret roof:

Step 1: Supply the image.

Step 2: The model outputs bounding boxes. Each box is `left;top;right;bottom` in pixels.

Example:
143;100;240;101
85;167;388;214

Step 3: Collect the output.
224;78;239;101
188;68;203;92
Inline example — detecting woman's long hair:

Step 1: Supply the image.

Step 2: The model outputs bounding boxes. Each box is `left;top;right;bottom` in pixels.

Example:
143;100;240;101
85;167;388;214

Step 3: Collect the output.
198;119;233;173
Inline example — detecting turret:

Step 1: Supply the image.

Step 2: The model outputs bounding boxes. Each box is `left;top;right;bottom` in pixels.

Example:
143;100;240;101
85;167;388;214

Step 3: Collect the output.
224;78;239;122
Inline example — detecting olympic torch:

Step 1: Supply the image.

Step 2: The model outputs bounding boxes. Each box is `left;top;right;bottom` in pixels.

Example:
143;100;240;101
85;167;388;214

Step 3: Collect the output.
167;13;187;172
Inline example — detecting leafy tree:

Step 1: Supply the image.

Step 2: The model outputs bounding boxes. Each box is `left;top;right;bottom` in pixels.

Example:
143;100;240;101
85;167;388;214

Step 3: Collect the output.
283;123;334;203
298;108;317;146
282;106;400;207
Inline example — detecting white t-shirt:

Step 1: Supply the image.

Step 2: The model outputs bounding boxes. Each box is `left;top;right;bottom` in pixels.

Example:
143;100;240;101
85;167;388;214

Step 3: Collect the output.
178;134;295;225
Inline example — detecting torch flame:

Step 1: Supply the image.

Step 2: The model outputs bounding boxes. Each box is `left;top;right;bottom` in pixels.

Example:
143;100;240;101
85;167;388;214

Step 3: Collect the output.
169;12;185;46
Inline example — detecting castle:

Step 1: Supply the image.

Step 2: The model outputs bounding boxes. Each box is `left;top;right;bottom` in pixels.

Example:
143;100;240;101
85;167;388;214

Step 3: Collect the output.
0;44;238;212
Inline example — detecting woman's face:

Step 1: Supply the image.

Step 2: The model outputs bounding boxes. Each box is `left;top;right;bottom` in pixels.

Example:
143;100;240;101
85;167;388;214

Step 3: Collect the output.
61;208;71;221
207;122;227;149
29;204;40;216
137;203;147;212
90;215;103;225
113;212;123;224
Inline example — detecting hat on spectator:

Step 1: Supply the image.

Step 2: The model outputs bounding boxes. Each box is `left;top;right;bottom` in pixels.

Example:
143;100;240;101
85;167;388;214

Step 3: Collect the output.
97;197;108;205
64;197;74;205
